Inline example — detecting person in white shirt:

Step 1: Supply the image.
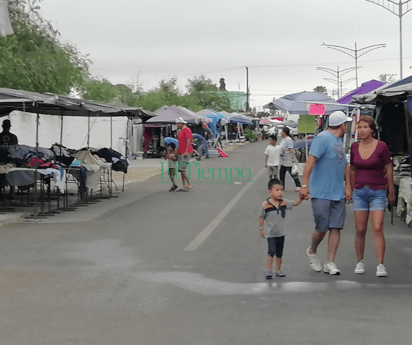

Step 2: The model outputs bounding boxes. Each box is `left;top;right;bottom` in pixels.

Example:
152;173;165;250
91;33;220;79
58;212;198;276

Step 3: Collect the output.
264;135;281;180
280;127;302;191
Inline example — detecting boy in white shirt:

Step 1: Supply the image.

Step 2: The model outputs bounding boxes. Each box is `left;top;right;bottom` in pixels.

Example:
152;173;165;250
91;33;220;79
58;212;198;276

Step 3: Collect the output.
264;135;281;180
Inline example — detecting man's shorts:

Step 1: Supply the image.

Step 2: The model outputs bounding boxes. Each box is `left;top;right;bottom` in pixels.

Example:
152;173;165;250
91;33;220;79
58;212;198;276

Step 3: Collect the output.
178;154;191;172
168;168;176;178
311;198;346;232
353;186;386;211
267;166;278;177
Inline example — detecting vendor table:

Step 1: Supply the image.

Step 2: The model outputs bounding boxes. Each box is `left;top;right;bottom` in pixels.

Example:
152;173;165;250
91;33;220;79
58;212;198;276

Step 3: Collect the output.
396;176;412;224
6;167;59;216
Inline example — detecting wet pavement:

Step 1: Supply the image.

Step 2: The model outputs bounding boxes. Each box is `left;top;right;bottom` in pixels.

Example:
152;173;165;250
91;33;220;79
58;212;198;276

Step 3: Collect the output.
1;141;412;345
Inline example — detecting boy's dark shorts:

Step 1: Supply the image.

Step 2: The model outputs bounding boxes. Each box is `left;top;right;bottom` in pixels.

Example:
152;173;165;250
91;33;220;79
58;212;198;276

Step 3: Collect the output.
267;236;285;258
168;168;176;178
311;198;346;232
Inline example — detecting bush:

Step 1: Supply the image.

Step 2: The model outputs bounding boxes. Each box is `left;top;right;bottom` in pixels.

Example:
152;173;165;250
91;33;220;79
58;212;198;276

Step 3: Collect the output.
244;128;257;142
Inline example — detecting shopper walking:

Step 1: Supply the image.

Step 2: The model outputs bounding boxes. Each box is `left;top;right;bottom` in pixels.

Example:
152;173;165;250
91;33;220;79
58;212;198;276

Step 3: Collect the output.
300;111;352;275
264;135;281;180
279;127;301;191
176;117;194;192
346;115;395;277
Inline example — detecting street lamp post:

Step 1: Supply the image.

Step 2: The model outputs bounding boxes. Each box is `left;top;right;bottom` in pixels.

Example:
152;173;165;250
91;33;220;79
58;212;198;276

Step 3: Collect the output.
245;66;250;112
317;66;359;98
364;0;412;79
322;42;386;87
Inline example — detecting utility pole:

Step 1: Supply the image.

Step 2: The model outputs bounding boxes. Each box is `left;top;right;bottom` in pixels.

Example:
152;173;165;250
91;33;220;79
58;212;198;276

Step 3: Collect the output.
364;1;412;79
245;66;250;113
322;42;386;87
317;66;358;98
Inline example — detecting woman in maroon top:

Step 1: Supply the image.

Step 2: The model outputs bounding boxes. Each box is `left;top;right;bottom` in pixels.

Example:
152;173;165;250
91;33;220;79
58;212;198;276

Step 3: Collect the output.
346;116;395;277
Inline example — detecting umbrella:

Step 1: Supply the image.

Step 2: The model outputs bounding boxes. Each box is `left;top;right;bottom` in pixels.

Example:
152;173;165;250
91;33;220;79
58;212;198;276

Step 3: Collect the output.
265;91;346;115
147;105;199;124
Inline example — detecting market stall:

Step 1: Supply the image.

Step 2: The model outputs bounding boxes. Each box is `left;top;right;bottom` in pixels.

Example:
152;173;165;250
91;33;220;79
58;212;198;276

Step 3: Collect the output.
0;87;154;218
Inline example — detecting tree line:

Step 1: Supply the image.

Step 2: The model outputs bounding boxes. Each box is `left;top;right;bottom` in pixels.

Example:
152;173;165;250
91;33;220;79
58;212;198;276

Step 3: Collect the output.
1;0;234;112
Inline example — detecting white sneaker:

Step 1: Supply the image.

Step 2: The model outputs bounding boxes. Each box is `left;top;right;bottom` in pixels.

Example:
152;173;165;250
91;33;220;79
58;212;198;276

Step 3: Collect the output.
323;261;341;275
306;247;322;272
354;261;365;274
376;264;387;277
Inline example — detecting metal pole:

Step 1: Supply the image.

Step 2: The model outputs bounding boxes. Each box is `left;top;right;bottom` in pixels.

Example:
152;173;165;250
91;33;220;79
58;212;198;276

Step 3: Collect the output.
60;113;63;162
87;112;91;149
355;42;358;87
399;5;403;78
110;116;113;149
246;66;249;112
336;66;340;98
33;110;39;219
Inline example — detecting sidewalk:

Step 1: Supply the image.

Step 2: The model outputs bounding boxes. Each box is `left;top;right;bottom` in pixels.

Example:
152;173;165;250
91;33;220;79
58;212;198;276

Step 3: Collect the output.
0;144;239;225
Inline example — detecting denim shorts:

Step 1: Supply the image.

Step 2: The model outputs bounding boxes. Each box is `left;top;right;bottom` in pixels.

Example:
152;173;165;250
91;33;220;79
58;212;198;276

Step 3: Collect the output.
311;198;346;232
353;186;386;212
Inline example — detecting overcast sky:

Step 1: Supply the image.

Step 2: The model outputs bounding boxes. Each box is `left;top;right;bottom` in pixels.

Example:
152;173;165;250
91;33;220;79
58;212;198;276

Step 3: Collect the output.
40;0;412;110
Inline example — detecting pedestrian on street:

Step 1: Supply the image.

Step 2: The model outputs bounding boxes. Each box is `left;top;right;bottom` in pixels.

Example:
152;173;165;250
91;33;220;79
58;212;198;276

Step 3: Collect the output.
193;133;209;160
202;123;215;140
164;143;178;192
346;115;395;277
264;135;281;180
259;178;306;279
279;127;302;191
300;111;352;275
176;117;194;192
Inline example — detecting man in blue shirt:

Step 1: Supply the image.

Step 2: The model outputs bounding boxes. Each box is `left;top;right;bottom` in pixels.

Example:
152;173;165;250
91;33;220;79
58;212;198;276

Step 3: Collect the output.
193;133;209;161
299;111;352;275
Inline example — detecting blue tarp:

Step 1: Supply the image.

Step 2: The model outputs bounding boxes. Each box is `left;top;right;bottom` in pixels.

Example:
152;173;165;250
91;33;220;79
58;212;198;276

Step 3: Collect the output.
164;137;178;149
229;116;253;125
197;109;225;137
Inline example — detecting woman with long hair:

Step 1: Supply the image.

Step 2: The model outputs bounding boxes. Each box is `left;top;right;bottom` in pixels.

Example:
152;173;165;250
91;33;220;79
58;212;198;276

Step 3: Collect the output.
346;115;395;277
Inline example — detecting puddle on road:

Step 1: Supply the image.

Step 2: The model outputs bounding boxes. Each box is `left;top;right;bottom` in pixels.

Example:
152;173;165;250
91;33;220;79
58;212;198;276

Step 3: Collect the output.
57;240;412;297
135;271;412;296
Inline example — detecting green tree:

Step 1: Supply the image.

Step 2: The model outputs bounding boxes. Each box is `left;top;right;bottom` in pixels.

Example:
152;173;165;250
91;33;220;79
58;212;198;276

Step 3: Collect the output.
378;73;396;83
0;0;90;94
185;75;233;112
313;86;327;94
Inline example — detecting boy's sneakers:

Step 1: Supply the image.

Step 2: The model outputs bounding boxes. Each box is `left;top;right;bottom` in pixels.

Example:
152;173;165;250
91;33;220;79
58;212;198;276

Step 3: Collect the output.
354;261;365;274
323;261;341;275
276;271;286;277
265;270;273;279
376;264;387;277
306;247;322;272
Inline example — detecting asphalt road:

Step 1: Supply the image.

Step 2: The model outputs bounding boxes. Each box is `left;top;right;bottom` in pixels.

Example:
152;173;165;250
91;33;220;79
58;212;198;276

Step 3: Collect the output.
1;141;412;345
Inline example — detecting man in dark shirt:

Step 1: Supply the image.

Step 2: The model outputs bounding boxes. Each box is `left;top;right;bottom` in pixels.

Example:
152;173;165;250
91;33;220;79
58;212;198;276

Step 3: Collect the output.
0;119;18;198
0;119;17;162
0;119;18;146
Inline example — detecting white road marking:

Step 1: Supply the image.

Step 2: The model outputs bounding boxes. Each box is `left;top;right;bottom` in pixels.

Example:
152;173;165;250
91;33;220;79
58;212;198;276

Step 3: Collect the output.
184;167;266;251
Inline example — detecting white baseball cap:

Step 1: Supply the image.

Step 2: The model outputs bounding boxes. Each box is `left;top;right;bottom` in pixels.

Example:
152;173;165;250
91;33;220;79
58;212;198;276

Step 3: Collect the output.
175;117;187;124
328;111;353;127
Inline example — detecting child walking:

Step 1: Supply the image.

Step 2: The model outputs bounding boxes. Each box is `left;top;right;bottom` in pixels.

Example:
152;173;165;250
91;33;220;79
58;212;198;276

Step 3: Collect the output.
264;135;281;180
259;178;306;278
164;143;178;192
